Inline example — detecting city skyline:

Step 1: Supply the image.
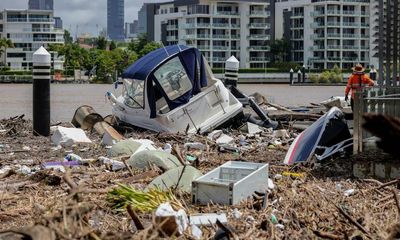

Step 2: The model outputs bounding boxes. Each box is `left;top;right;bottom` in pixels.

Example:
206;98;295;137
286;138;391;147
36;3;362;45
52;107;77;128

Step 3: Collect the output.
0;0;167;37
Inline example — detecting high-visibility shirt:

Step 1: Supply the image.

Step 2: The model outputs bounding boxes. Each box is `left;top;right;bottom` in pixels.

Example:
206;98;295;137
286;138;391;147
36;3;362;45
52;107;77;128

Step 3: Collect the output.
345;73;375;99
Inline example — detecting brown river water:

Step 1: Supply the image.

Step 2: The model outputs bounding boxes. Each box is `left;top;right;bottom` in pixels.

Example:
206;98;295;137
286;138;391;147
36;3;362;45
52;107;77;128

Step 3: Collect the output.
0;84;344;122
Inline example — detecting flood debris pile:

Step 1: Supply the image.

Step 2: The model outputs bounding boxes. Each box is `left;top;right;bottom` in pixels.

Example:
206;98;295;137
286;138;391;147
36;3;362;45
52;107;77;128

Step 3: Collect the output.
1;111;400;240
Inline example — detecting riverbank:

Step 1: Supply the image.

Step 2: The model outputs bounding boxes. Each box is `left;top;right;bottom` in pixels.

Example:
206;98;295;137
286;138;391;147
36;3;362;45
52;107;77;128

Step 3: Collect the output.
0;116;397;239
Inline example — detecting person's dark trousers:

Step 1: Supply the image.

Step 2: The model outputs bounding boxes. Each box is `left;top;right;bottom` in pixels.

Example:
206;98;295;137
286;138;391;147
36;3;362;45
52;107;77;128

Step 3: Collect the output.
350;98;354;112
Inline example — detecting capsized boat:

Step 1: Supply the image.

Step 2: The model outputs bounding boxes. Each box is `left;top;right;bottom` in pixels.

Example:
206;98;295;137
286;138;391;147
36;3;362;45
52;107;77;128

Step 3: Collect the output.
107;45;243;133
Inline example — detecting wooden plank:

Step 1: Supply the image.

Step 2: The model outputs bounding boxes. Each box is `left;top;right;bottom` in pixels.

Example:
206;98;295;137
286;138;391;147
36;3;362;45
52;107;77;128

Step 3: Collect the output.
353;91;361;154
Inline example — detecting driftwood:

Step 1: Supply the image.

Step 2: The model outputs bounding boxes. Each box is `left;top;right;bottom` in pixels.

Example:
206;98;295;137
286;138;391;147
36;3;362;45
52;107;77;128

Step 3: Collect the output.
269;110;321;121
363;114;400;155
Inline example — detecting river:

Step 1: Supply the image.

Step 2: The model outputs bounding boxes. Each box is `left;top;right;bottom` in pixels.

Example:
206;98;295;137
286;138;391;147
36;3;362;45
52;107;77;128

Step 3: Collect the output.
0;83;344;122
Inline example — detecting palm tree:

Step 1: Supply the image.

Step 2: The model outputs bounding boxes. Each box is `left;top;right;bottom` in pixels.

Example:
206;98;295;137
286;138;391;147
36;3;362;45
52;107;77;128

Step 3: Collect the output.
0;38;14;57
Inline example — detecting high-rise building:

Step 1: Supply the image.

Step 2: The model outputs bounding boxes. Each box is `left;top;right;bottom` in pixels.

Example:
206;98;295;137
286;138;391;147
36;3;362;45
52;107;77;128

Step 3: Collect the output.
107;0;125;41
275;0;377;70
125;20;138;39
150;0;274;69
54;16;63;29
0;9;64;70
28;0;54;10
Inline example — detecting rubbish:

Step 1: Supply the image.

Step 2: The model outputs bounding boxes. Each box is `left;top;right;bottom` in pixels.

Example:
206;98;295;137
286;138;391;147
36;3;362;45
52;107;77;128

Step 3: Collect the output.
186;155;197;162
246;215;255;223
216;134;234;145
108;184;183;213
239;122;263;134
155;202;188;236
71;105;103;130
22;146;31;151
271;214;278;224
127;150;182;171
284;107;351;164
273;130;290;139
344;189;355;197
163;143;172;153
238;135;247;146
64;153;82;162
274;174;283;180
268;178;275;190
148;166;202;193
101;126;125;146
218;145;240;153
275;224;285;230
17;165;31;175
112;45;243;134
107;138;156;157
99;156;125;171
184;142;206;151
0;166;12;174
184;142;206;162
51;126;92;147
208;130;223;141
320;96;349;109
189;213;227;226
336;184;343;191
42;161;80;173
232;208;242;219
191;224;203;240
192;161;269;205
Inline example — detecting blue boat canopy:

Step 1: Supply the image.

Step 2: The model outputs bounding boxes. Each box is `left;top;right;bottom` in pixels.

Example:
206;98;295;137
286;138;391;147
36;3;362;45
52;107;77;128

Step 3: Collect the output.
122;45;208;118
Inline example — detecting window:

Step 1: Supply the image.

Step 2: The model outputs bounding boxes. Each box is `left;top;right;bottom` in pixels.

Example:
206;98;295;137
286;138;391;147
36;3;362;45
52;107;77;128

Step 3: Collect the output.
123;79;144;108
154;57;192;101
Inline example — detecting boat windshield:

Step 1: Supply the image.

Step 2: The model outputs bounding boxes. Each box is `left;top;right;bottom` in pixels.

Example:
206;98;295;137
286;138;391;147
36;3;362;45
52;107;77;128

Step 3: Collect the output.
153;56;192;101
123;78;144;108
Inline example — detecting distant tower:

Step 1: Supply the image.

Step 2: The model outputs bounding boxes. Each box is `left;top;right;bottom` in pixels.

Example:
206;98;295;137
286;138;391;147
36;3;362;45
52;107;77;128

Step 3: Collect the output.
28;0;54;10
107;0;125;41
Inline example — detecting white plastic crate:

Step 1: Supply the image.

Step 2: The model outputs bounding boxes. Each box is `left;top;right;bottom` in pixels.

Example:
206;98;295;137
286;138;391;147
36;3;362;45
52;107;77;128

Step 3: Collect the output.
192;161;269;205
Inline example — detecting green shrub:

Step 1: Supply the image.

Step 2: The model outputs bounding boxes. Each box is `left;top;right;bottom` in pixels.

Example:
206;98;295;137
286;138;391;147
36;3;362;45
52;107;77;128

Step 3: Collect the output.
318;71;330;83
309;74;319;83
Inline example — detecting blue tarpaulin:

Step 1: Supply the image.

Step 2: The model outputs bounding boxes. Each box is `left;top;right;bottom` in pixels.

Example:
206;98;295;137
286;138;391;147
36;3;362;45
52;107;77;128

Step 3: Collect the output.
122;45;208;118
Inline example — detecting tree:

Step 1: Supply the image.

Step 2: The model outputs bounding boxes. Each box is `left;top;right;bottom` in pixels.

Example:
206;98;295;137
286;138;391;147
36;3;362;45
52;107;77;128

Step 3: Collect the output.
0;38;14;57
270;39;291;62
128;33;148;53
96;36;108;50
109;41;117;51
139;42;162;58
64;30;73;44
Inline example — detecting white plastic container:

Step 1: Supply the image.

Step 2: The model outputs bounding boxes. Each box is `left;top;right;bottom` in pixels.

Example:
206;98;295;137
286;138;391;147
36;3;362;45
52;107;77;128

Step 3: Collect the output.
191;161;269;205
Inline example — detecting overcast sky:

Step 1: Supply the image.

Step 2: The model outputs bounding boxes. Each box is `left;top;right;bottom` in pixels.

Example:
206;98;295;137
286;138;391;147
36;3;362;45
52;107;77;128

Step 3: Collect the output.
0;0;164;37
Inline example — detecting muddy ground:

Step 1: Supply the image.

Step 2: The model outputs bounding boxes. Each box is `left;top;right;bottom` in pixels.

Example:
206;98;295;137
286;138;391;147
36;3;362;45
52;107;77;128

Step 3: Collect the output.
0;116;400;240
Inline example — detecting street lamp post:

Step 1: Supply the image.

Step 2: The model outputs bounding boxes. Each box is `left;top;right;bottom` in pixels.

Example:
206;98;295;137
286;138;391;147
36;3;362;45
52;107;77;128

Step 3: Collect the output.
290;68;294;85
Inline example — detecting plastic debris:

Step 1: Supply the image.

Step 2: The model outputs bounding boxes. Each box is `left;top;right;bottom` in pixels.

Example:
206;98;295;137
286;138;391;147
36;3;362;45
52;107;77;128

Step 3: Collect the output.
163;143;172;153
239;122;263;134
273;130;290;139
155;202;188;236
189;213;227;226
127;150;182;171
275;224;285;230
268;178;275;190
64;153;82;162
51;126;92;147
17;165;31;175
191;224;202;240
271;214;278;224
216;134;234;145
148;166;202;193
99;156;125;171
274;174;283;180
344;189;355;197
233;208;242;219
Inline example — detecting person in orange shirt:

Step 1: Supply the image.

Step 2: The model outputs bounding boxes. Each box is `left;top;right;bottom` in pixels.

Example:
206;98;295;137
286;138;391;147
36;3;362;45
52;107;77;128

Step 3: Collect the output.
345;64;375;110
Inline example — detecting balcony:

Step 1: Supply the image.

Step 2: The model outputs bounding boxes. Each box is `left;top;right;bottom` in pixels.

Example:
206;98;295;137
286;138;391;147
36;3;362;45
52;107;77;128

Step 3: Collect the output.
342;22;359;27
211;57;227;62
326;22;341;27
212;23;230;28
248;11;270;17
166;25;178;31
360;22;369;27
327;45;341;50
166;35;178;41
231;46;240;50
342;57;358;61
248;23;270;28
197;45;210;50
342;10;356;15
33;38;63;42
182;23;195;29
182;34;196;40
29;18;53;23
215;11;240;16
248;46;270;51
342;34;361;38
309;57;324;62
326;10;341;15
311;22;325;28
343;0;370;3
197;23;211;28
291;12;304;18
327;57;341;61
311;34;325;39
310;45;325;50
213;34;229;39
7;18;28;22
197;34;211;39
327;33;341;38
231;35;240;39
248;57;270;62
290;24;304;29
311;11;324;17
247;34;270;40
231;24;240;28
343;45;359;49
213;46;230;51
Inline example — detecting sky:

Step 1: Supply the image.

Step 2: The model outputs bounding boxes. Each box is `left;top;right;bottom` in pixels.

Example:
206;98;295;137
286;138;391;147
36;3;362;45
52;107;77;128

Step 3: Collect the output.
0;0;165;37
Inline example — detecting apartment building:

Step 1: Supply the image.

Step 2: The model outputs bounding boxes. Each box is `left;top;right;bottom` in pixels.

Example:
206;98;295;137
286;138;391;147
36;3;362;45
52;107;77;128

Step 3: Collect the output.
0;9;64;70
152;0;274;69
275;0;378;70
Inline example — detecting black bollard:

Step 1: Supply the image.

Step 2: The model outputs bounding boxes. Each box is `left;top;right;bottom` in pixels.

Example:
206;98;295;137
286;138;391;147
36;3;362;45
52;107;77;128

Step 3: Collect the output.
297;70;302;83
289;68;294;85
302;65;306;82
32;47;51;136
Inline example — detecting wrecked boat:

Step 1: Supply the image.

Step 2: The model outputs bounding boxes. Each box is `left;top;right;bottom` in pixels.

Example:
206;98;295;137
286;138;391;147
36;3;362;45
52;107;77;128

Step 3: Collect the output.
107;45;243;133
